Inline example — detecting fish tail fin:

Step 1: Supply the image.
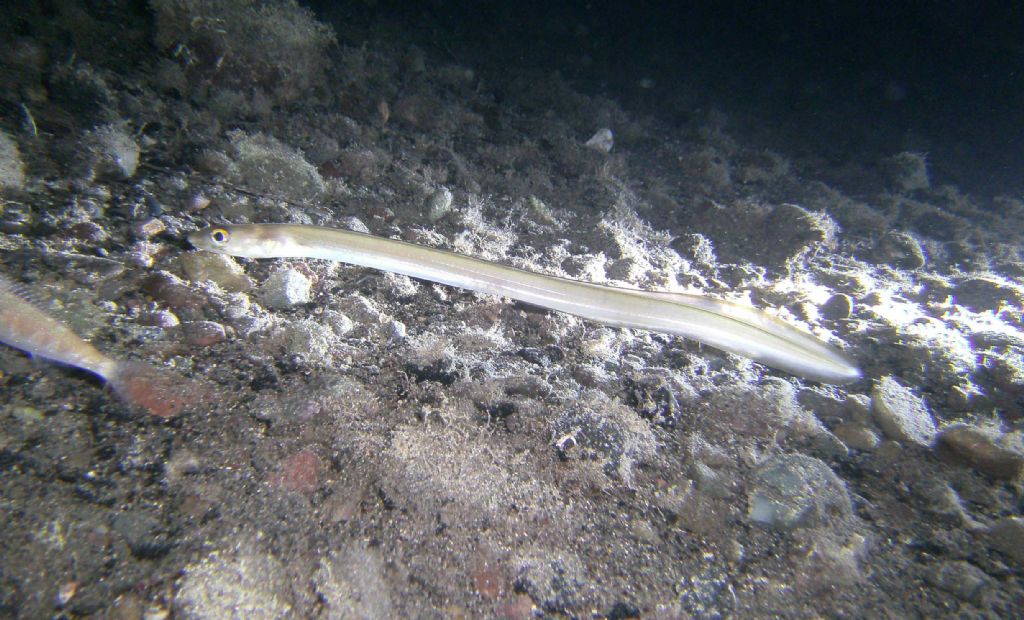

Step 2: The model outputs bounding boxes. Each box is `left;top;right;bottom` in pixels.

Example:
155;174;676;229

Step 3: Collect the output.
108;361;211;418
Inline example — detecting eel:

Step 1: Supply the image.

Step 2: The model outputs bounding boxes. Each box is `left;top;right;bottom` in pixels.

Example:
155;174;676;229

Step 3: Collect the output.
188;223;862;384
0;273;201;417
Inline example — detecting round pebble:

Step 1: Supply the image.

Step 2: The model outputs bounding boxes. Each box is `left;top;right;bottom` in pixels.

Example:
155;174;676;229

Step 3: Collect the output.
747;454;852;531
871;376;936;446
261;269;314;309
821;293;854;320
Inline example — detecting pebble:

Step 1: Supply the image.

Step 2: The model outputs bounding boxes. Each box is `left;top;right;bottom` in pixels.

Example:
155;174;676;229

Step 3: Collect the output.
183;321;228;347
111;510;172;559
180;252;253;293
84;124;140;180
760;203;835;266
67;221;110;243
132;217;166;239
0;202;32;232
924;561;989;605
882;151;930;192
425;187;454;221
273;450;322;494
327;148;380;182
0;130;25;190
953;276;1023;313
937;425;1024;480
746;453;852;531
386;319;407;342
103;593;147;620
584;128;614;153
176;545;293;618
874;232;926;270
820;293;854;320
986;517;1024;567
313;544;393;618
137;309;180;328
688;462;735;499
832;422;880;451
261;268;313;309
11;404;44;424
514;553;585;612
141;271;204;310
871;376;936;446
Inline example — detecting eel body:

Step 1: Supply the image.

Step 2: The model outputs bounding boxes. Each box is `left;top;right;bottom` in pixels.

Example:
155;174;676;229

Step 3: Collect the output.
189;223;862;384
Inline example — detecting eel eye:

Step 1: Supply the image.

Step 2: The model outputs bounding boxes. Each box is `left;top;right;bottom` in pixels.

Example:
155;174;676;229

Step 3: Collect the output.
210;228;230;245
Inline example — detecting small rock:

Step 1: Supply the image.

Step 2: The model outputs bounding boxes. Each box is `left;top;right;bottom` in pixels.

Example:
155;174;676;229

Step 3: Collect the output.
953;276;1023;313
425;187;454;221
261;269;313;309
832;423;879;451
313;544;393;618
987;517;1024;567
471;559;506;600
111;511;173;559
192;149;232;176
746;454;852;531
874;232;926;270
688;462;735;499
138;309;180;328
323;484;364;523
271;450;322;494
925;561;989;605
936;425;1024;480
67;221;109;243
0;202;32;232
393;94;439;129
0;130;26;190
56;581;77;607
843;393;874;425
760;203;835;266
386;319;407;342
104;593;147;620
133;217;167;239
187;193;212;213
882;151;930;192
514;552;586;612
230;131;325;202
382;272;418;299
183;321;228;347
551;398;657;488
180;252;253;293
284;318;336;362
141;271;204;310
872;376;936;446
495;594;535;620
11;404;45;424
821;293;854;320
176;544;293;618
82;124;139;180
327;148;380;183
915;480;970;523
584;128;614;153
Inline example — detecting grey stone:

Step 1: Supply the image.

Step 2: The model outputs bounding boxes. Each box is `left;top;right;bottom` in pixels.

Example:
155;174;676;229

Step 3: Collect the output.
261;269;313;309
747;454;852;531
872;376;936;446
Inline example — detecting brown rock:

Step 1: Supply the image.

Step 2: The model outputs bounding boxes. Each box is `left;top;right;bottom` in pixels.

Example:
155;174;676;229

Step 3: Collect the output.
183;321;228;347
936;425;1024;480
141;271;203;310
